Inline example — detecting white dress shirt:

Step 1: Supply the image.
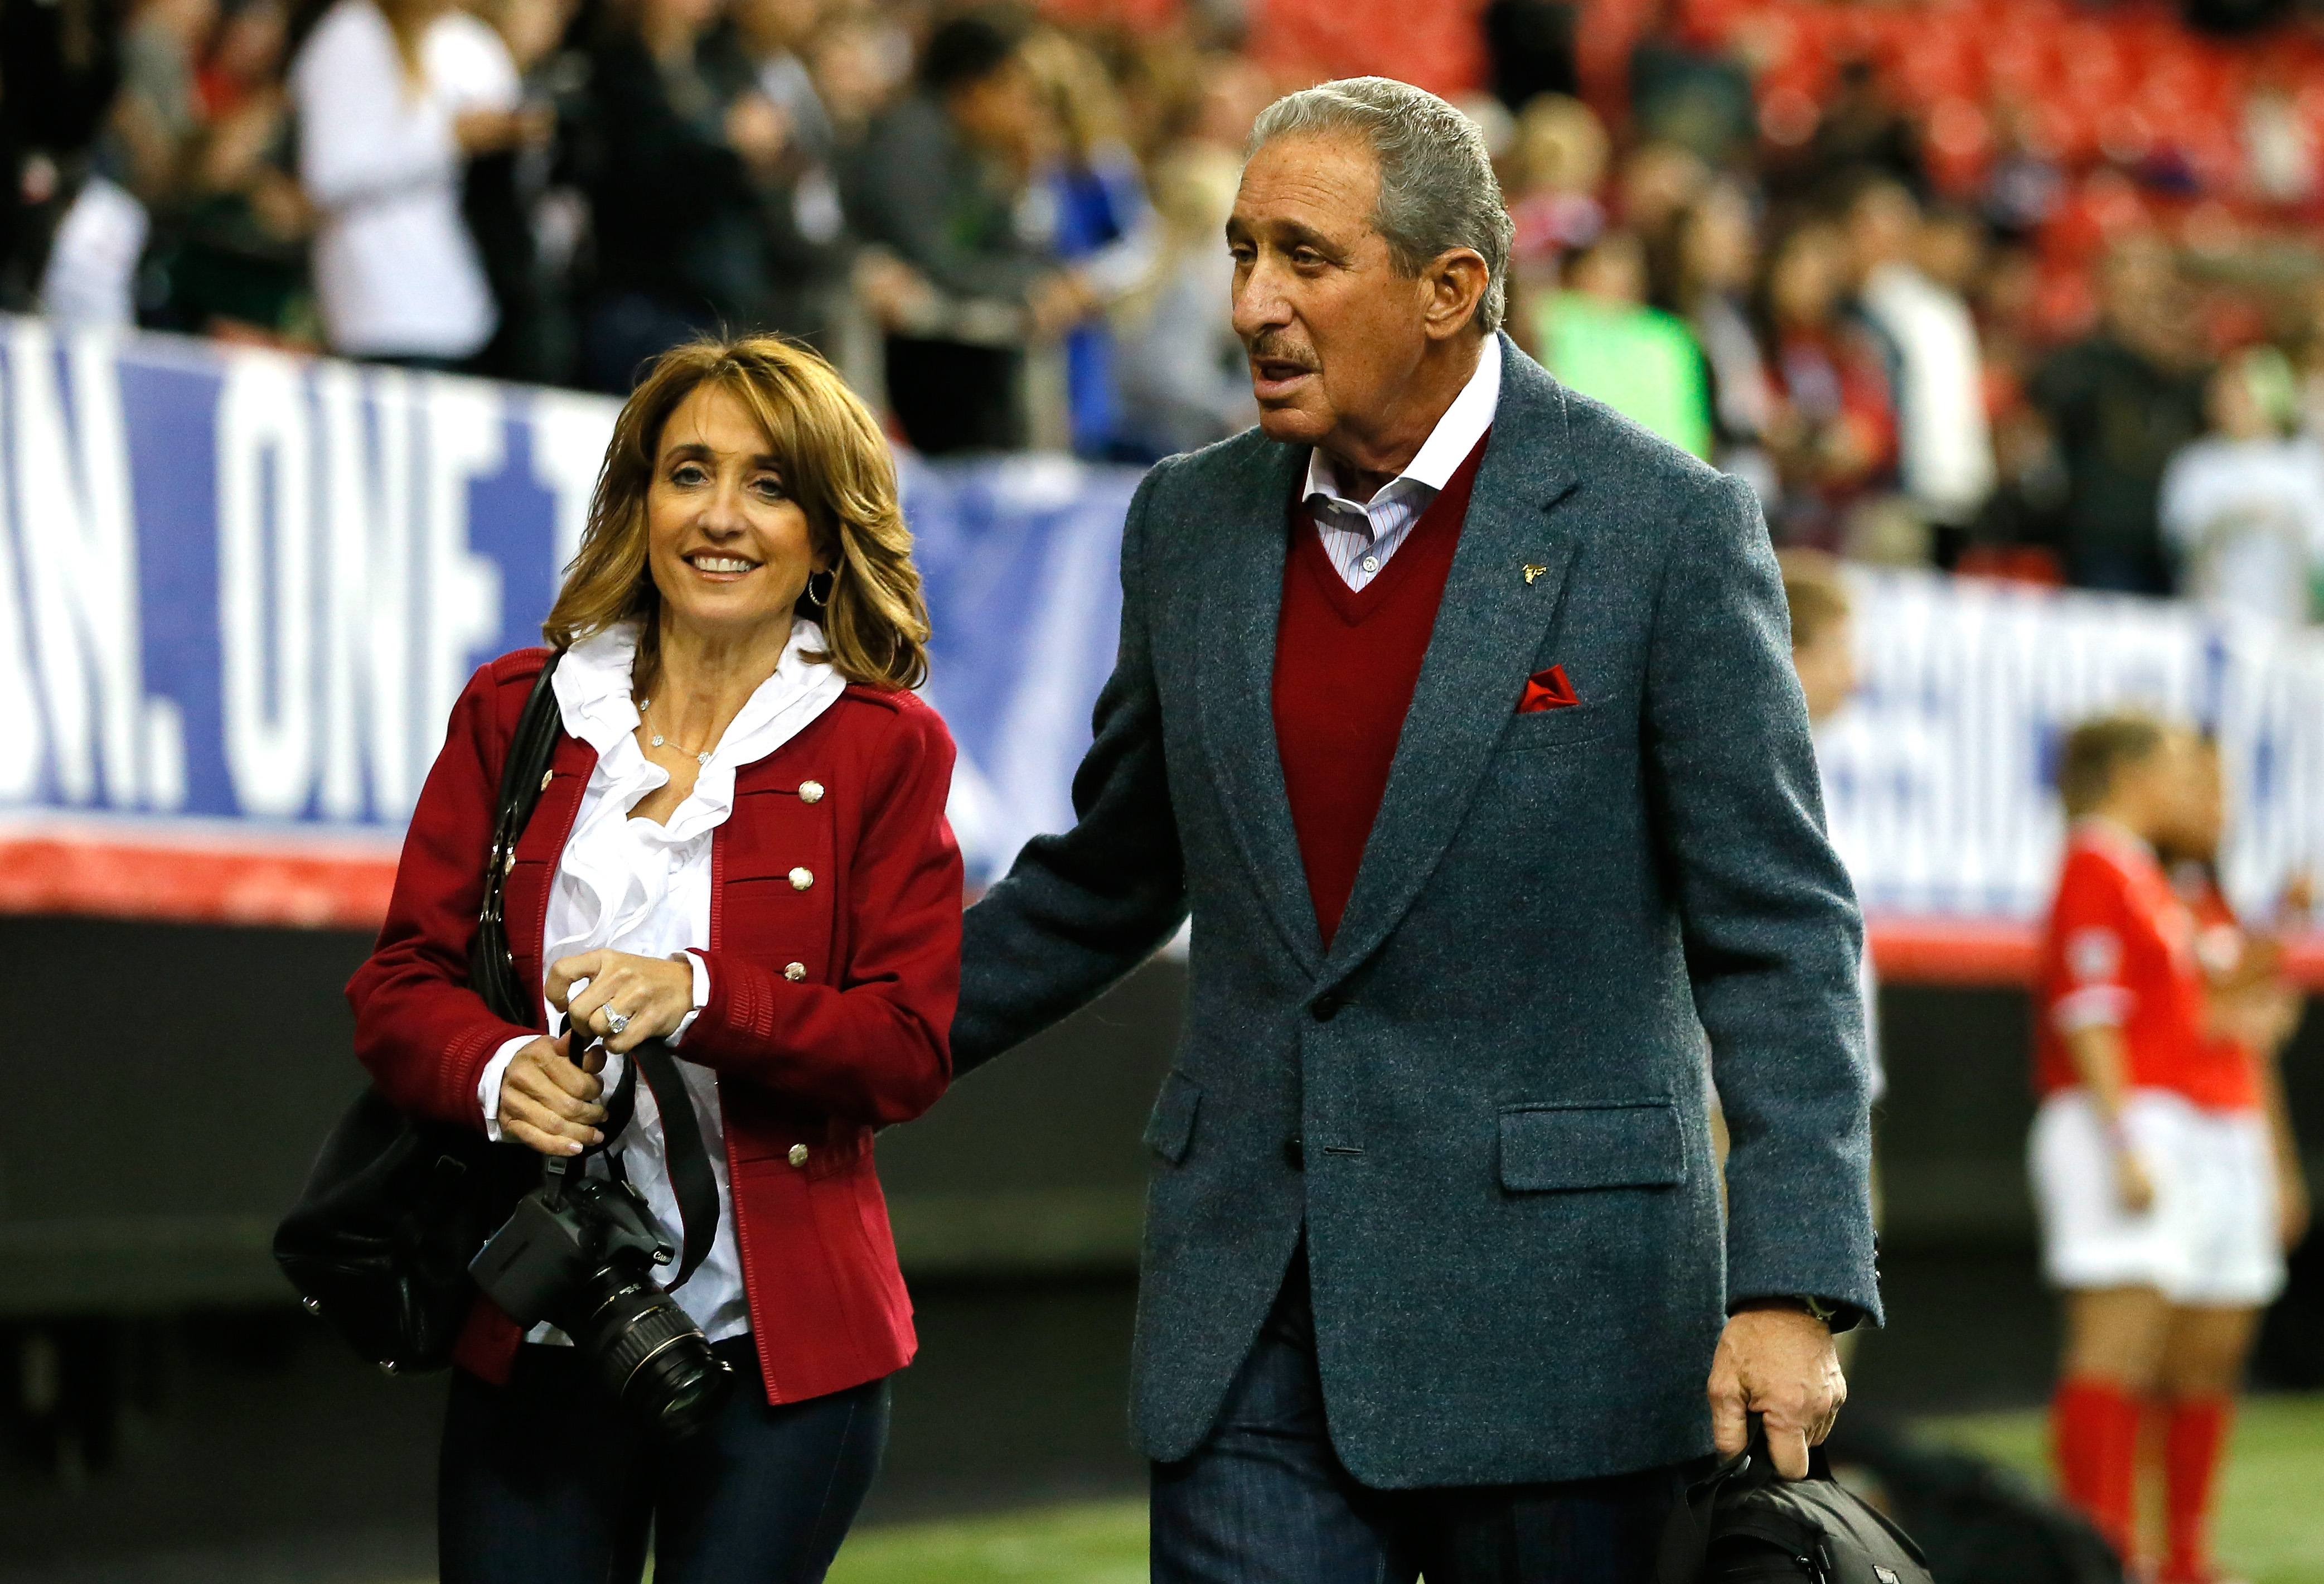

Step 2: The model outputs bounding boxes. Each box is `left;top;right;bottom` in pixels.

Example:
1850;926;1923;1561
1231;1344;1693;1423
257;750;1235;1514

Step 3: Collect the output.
1303;334;1502;591
290;0;515;359
475;619;848;1342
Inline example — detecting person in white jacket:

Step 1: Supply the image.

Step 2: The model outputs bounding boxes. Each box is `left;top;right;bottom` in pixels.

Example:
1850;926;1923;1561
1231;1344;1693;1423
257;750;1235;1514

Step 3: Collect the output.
1843;173;1996;537
290;0;541;364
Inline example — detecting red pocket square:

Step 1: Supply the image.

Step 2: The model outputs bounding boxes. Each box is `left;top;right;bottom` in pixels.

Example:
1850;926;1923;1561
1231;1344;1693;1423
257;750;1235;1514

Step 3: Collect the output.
1517;664;1580;714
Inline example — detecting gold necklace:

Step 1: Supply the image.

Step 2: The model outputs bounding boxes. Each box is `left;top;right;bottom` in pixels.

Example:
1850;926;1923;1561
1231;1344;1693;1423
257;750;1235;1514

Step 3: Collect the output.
636;697;712;767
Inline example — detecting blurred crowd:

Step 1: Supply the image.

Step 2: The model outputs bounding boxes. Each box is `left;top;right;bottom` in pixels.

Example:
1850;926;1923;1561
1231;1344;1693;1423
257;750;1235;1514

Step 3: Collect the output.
1;0;1274;458
9;0;2324;621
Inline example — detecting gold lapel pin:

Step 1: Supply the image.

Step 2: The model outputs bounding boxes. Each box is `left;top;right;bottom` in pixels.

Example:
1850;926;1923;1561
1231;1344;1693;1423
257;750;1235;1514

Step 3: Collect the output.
1522;563;1550;585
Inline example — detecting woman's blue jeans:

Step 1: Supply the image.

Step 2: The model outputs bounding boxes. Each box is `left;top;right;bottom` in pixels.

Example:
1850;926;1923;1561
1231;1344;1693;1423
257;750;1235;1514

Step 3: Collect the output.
438;1335;887;1584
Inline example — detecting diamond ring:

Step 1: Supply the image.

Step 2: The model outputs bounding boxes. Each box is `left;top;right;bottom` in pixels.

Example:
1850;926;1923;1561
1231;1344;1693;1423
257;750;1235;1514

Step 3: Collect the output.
603;1006;631;1036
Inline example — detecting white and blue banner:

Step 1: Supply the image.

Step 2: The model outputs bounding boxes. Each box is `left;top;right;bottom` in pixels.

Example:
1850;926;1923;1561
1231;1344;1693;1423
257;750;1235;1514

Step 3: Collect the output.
0;318;2315;979
1821;569;2324;973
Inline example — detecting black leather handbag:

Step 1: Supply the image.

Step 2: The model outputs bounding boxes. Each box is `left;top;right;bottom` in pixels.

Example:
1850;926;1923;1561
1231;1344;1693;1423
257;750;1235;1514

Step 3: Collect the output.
1659;1419;1937;1584
273;653;565;1374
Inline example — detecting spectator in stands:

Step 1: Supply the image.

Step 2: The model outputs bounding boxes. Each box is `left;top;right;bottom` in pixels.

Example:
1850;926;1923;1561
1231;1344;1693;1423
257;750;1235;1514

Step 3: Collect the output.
801;6;906;152
728;0;856;352
290;0;540;368
1020;27;1156;457
1112;139;1252;460
0;0;122;311
459;0;576;383
164;0;313;344
1533;228;1712;457
573;0;792;392
1615;138;1708;239
846;11;1088;453
2161;344;2324;627
2028;236;2210;595
41;0;210;325
1504;91;1607;293
99;0;214;216
1841;172;1995;547
1655;177;1777;500
1754;217;1897;550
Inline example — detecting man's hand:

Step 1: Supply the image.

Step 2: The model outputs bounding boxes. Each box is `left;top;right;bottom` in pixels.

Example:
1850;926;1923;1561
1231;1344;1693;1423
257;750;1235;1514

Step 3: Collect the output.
1707;1303;1846;1478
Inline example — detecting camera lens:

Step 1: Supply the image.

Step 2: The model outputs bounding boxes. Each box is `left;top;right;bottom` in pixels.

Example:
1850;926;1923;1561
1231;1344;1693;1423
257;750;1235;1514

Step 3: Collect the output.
570;1274;734;1440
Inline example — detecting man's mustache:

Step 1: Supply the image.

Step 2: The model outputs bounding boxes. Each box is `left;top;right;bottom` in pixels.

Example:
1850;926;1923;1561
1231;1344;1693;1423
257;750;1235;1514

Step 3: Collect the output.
1244;334;1319;371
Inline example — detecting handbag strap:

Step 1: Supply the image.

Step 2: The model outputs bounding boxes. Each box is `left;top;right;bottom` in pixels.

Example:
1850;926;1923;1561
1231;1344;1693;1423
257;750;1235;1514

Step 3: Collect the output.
472;651;567;1025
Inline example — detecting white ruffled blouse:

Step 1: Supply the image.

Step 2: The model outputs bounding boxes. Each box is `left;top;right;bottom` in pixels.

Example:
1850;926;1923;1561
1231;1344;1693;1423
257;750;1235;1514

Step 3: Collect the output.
476;618;847;1342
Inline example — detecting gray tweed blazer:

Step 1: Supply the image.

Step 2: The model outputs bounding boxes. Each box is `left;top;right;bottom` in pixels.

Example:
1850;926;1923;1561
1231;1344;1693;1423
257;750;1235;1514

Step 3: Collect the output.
951;334;1880;1489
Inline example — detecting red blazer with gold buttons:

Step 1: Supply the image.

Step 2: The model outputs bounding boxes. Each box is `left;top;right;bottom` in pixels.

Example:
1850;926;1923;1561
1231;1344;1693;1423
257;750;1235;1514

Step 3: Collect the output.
346;647;962;1403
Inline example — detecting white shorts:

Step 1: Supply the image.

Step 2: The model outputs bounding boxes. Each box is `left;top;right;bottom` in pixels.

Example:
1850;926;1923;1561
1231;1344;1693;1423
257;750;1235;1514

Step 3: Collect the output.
2030;1088;2286;1308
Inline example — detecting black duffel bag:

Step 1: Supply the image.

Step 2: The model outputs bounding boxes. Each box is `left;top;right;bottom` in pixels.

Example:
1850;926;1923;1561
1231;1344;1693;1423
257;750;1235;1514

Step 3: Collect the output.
1659;1418;1936;1584
273;652;563;1373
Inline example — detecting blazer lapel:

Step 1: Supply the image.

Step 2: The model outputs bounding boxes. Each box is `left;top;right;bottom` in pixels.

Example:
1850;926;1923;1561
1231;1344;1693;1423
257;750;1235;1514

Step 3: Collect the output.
1195;438;1325;974
1321;339;1580;981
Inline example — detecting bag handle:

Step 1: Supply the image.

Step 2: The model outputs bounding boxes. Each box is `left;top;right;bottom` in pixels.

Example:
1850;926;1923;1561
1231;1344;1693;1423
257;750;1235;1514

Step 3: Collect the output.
1654;1414;1779;1584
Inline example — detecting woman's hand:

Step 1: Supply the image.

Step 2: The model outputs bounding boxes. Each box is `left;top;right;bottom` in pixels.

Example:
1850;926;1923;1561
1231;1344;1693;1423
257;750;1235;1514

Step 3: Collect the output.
548;949;696;1055
497;1034;607;1156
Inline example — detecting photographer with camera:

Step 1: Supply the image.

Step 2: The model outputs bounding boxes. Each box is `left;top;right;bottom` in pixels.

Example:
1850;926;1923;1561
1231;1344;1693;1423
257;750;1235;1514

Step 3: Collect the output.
347;335;961;1583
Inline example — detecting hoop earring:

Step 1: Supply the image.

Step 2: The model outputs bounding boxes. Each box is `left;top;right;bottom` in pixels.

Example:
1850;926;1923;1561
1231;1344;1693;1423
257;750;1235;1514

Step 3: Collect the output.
805;569;835;610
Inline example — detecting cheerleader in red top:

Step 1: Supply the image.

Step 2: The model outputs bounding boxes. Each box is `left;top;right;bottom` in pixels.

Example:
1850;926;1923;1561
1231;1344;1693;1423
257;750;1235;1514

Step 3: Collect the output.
2031;717;2297;1580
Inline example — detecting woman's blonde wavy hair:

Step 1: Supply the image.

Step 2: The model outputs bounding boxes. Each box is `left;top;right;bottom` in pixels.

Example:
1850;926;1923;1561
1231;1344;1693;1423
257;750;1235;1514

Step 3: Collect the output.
543;335;932;691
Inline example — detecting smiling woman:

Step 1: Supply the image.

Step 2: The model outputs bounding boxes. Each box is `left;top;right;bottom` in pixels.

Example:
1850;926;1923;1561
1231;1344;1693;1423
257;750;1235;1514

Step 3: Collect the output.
346;332;961;1584
549;336;932;696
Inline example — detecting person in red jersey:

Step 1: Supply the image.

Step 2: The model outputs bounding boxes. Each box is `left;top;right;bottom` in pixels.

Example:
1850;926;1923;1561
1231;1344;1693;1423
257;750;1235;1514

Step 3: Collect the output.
2141;738;2310;1584
2030;714;2295;1579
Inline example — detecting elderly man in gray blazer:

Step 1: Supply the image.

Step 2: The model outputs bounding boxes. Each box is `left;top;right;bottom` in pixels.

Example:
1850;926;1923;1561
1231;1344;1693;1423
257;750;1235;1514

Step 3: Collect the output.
951;77;1879;1584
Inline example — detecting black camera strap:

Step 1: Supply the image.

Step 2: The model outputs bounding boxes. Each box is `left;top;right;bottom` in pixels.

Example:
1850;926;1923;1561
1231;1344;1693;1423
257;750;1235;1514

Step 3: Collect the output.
485;653;720;1291
632;1040;719;1289
578;1046;718;1288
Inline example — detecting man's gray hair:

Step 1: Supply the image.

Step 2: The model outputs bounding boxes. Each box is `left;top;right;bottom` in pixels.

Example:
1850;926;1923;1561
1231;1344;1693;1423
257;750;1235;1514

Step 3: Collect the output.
1248;78;1514;335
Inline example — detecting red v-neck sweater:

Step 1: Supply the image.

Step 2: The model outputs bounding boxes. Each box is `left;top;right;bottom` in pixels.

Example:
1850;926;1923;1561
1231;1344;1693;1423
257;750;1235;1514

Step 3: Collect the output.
1272;433;1490;949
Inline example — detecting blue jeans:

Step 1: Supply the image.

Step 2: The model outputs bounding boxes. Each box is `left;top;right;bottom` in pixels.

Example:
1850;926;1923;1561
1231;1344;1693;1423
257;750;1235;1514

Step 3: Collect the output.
439;1336;887;1584
1151;1254;1687;1584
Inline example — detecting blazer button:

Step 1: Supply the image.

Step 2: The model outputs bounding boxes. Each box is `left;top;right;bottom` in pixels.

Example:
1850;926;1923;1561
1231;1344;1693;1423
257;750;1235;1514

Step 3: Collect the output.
788;867;814;890
1310;992;1344;1022
784;962;807;982
798;779;825;804
1284;1137;1305;1171
788;1143;809;1168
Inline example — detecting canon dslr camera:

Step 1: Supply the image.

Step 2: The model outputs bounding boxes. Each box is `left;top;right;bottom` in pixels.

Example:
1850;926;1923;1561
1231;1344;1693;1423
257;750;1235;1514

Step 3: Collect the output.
469;1161;732;1438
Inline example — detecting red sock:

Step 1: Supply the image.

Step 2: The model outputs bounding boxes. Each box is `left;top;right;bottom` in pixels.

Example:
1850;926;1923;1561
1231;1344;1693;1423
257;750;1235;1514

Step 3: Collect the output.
2161;1395;2233;1582
2052;1378;2142;1561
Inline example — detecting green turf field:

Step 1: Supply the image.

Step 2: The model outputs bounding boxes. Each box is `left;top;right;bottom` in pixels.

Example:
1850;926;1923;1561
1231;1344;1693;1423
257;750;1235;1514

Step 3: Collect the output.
824;1395;2324;1584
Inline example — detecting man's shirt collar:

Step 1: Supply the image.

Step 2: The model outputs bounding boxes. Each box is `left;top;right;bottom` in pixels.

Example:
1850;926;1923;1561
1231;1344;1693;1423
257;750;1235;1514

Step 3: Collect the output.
1304;333;1502;511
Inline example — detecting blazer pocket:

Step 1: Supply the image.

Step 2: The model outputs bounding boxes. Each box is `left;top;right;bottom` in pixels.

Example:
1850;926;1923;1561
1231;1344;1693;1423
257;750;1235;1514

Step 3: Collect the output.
1142;1070;1202;1165
1498;1100;1684;1191
1495;702;1616;754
